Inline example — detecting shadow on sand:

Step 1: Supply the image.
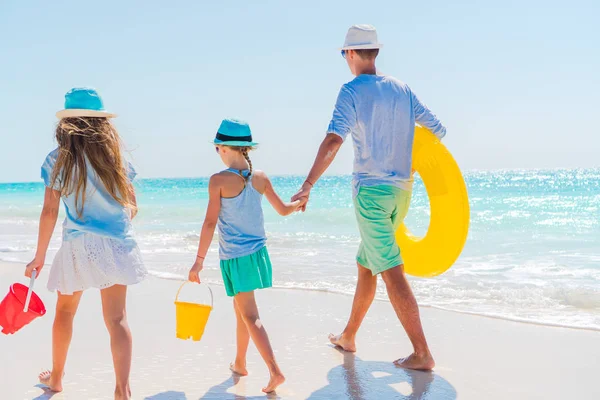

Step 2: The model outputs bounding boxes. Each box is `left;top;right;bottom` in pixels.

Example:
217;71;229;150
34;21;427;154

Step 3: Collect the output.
308;349;457;400
31;384;61;400
144;391;189;399
85;348;456;400
199;373;281;400
31;387;189;400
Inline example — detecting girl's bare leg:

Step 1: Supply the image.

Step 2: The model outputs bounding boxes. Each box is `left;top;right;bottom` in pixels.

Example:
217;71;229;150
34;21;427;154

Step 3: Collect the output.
101;285;132;400
230;299;250;376
234;291;285;393
39;291;83;392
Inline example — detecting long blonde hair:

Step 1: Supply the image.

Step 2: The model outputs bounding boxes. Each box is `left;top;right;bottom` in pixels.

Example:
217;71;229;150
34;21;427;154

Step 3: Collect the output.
50;117;135;217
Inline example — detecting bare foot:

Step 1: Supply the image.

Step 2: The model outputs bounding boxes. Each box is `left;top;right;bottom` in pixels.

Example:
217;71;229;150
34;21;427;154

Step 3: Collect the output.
229;362;248;376
393;352;435;371
38;370;63;392
262;372;285;393
328;333;356;352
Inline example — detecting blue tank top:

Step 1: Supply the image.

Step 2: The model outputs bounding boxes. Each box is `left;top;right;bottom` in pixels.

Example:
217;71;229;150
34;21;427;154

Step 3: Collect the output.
217;169;267;260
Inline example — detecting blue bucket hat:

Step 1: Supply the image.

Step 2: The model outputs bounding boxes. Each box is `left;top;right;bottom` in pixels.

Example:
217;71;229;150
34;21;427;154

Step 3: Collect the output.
213;118;258;147
56;87;116;119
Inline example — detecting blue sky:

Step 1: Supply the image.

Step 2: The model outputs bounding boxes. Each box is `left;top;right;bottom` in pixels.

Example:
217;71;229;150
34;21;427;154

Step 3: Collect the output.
0;0;598;183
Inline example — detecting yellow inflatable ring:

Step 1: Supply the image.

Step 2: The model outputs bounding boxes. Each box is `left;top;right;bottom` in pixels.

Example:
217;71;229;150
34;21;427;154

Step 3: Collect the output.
395;126;470;277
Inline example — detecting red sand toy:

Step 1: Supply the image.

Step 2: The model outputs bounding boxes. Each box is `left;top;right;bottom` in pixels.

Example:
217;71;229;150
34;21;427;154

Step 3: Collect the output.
0;271;46;334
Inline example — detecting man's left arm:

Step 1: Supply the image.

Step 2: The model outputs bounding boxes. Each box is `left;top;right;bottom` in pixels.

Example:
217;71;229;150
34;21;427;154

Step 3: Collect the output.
411;90;447;139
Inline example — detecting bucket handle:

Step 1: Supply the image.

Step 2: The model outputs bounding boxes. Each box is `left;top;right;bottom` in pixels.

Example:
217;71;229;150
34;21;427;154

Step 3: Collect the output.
23;270;36;312
175;281;214;309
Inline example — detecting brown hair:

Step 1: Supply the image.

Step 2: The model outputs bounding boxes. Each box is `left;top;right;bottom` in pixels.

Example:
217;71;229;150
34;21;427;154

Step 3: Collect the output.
229;146;253;180
50;117;135;217
354;49;379;60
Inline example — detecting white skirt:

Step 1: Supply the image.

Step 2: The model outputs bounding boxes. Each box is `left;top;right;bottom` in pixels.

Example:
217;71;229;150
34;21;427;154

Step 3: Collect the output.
48;233;147;295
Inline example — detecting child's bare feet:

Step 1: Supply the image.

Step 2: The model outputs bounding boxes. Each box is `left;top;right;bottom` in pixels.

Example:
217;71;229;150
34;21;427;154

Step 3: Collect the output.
38;370;63;392
114;389;131;400
229;361;248;376
262;372;285;393
114;387;132;400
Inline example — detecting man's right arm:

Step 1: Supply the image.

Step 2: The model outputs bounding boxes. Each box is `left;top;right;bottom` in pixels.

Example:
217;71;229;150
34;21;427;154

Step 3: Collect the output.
411;90;446;139
291;134;344;210
305;134;344;187
291;85;353;209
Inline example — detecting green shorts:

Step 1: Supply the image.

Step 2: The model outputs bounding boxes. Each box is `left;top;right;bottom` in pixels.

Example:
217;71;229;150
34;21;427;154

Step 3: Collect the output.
354;185;412;275
220;246;273;297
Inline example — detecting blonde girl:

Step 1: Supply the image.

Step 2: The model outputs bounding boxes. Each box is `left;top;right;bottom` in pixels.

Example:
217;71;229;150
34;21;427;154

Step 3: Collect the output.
25;88;146;399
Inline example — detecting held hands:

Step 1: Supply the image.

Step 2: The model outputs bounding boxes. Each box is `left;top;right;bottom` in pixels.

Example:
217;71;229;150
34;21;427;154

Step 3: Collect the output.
291;181;313;212
292;196;309;212
25;256;44;278
188;258;204;283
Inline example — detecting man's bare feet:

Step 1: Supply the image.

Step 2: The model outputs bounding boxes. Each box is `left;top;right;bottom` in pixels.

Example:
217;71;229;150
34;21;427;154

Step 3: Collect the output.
328;333;357;352
229;361;248;376
393;352;435;371
38;370;63;392
262;372;285;393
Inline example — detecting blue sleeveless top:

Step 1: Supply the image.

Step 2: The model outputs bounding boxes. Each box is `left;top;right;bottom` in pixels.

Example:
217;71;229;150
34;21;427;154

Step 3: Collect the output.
217;169;267;260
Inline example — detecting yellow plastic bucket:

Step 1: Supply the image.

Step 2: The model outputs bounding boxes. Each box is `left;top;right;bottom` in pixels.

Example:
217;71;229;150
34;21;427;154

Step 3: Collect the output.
174;282;213;341
396;126;470;277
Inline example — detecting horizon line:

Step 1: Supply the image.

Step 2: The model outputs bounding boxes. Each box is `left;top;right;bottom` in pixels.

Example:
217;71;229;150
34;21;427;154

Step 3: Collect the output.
1;167;598;186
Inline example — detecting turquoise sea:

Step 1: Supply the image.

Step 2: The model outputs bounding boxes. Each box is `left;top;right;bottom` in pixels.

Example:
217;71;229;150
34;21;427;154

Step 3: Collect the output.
1;169;599;330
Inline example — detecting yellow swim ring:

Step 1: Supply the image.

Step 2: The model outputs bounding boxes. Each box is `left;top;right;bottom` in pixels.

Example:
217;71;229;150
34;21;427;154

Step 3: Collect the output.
396;126;470;277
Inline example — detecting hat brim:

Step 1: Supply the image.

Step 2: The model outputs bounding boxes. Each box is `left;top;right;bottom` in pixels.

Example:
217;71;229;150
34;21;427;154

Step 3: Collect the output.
340;43;383;51
56;109;117;119
213;139;259;147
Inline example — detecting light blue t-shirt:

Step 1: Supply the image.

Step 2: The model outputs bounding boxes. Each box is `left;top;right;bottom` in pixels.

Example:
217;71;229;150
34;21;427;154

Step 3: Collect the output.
327;74;446;196
41;149;137;241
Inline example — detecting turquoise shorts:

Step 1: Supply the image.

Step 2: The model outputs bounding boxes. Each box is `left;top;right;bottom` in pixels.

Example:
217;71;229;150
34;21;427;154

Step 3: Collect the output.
220;246;273;297
354;185;412;275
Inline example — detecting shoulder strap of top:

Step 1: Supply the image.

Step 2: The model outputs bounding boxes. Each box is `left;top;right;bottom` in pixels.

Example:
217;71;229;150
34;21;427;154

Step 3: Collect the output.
223;168;250;177
222;168;250;186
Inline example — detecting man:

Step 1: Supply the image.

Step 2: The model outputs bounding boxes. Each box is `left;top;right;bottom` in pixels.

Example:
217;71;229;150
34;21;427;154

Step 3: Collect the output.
292;24;446;370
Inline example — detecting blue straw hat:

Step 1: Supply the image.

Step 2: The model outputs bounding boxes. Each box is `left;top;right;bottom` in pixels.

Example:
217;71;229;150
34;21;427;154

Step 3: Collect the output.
56;87;116;119
213;118;259;147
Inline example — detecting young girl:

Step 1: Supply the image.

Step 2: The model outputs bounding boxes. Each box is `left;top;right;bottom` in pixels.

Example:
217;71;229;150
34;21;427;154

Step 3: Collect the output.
188;118;305;394
24;88;147;400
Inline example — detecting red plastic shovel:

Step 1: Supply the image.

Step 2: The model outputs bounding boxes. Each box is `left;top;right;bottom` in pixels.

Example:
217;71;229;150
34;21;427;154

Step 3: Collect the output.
0;271;46;334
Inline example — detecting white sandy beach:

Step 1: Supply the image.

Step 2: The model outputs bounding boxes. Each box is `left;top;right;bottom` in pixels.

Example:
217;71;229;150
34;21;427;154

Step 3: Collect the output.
1;261;599;400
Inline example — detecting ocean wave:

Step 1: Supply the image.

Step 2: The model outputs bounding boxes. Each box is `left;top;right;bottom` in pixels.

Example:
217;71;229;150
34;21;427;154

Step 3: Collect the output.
0;247;29;253
536;217;597;227
0;256;24;263
147;270;188;281
140;247;193;254
416;304;600;332
145;268;600;331
0;218;39;226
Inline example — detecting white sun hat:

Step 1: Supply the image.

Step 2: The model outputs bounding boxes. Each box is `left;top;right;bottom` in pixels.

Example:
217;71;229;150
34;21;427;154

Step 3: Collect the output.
340;24;383;50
